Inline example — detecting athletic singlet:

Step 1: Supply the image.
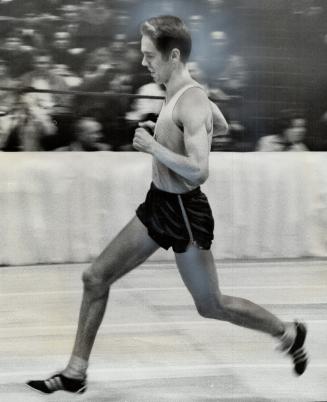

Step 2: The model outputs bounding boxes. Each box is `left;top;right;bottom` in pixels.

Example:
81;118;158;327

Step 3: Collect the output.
152;84;213;193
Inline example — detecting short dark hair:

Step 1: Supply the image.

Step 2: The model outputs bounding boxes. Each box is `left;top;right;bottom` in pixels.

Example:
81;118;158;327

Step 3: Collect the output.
140;15;192;63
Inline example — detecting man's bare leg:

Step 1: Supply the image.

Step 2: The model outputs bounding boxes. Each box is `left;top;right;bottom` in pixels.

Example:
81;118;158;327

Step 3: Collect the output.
27;216;159;393
175;245;308;374
67;216;158;364
175;246;285;335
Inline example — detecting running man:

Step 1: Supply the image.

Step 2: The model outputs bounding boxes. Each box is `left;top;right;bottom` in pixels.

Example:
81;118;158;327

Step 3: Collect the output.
27;15;308;395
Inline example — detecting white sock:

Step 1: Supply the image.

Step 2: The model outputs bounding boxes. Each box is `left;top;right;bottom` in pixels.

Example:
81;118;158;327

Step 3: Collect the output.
63;356;88;379
276;322;296;352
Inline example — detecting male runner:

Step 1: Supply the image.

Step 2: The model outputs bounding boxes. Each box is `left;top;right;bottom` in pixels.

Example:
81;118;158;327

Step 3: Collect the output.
27;15;308;395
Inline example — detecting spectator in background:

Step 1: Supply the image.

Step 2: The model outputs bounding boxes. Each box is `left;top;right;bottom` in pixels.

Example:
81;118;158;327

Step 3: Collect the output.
125;82;164;122
74;46;114;119
55;4;82;46
108;34;139;95
51;31;86;75
103;38;150;150
206;31;234;103
186;60;235;151
15;11;60;52
51;64;82;88
81;47;112;81
108;33;129;70
19;52;70;115
315;110;327;150
256;112;309;152
113;10;133;41
206;0;228;32
187;61;209;91
77;0;114;50
19;25;44;51
55;116;110;151
207;30;247;150
101;38;135;150
60;3;80;27
0;58;16;114
207;30;247;99
15;52;72;150
125;82;165;151
75;38;140;151
188;15;207;65
0;35;34;78
80;34;136;88
80;0;112;23
0;58;18;149
186;60;237;152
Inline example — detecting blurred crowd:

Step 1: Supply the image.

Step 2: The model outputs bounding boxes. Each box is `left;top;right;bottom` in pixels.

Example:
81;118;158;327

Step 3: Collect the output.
0;0;326;151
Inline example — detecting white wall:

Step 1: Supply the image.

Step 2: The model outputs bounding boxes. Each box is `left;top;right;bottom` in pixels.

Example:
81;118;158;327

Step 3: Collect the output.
0;152;326;265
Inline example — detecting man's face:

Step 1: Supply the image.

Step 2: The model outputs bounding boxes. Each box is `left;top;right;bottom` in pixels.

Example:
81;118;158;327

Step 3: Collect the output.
34;56;52;73
284;118;306;144
79;120;102;146
141;35;172;85
54;35;70;50
5;37;22;51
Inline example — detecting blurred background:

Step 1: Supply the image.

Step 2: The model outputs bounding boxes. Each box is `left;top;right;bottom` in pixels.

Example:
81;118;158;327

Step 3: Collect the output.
0;0;326;152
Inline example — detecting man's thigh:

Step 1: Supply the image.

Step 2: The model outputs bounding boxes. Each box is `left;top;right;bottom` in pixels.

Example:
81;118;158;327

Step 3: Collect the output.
175;245;221;300
90;215;159;283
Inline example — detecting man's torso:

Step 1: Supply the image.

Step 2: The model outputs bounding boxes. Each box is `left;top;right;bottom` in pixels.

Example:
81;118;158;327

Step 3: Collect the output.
152;82;212;193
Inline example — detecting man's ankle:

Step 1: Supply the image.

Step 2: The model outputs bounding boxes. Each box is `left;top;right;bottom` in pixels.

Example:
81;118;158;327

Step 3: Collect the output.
277;322;296;351
63;356;88;379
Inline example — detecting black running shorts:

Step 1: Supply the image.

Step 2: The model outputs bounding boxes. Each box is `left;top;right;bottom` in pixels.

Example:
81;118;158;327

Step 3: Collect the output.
136;183;214;253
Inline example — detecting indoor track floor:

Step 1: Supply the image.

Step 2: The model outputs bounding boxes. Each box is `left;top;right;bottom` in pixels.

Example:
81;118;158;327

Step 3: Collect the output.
0;259;326;401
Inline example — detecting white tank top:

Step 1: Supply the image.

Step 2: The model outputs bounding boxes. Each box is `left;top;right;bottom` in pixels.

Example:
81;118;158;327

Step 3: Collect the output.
152;84;213;193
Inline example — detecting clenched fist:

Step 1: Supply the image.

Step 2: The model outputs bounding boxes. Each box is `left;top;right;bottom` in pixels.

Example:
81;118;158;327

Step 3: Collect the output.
133;122;156;154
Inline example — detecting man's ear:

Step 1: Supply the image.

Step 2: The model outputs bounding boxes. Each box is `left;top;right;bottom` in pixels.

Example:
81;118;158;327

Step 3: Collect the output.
170;48;180;62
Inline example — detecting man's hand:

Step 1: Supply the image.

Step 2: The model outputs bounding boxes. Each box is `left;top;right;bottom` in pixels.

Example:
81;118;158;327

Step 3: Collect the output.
133;126;156;154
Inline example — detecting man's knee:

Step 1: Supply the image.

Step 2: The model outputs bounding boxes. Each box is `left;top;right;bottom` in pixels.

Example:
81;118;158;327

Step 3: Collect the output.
82;267;110;296
195;294;227;320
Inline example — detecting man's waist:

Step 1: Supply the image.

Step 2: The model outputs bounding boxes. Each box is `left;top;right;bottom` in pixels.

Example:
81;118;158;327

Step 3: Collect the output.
150;181;201;198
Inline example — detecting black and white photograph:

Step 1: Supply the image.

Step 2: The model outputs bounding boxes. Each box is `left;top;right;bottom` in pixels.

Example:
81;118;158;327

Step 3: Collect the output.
0;0;326;401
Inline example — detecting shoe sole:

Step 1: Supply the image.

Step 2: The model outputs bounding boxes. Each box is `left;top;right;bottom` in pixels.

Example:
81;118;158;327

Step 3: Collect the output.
26;382;52;395
26;382;87;395
288;322;308;375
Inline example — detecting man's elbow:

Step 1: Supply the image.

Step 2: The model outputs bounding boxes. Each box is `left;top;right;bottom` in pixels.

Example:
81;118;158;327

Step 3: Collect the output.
192;167;209;186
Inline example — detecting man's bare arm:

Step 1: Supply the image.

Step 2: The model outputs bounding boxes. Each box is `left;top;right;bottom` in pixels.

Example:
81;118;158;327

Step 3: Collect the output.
133;88;211;186
210;100;229;136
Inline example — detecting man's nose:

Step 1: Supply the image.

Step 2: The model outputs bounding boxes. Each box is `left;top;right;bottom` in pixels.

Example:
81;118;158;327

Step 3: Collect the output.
142;56;147;67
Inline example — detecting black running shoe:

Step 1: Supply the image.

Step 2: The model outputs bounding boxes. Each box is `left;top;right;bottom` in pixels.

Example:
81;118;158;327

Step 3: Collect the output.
27;373;87;394
288;321;308;376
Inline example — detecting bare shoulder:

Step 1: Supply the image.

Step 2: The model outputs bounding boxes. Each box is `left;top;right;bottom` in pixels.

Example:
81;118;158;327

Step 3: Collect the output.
175;85;210;123
180;85;209;109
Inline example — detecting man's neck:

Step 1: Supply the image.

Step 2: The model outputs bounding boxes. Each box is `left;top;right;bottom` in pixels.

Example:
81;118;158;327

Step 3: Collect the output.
164;66;194;102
